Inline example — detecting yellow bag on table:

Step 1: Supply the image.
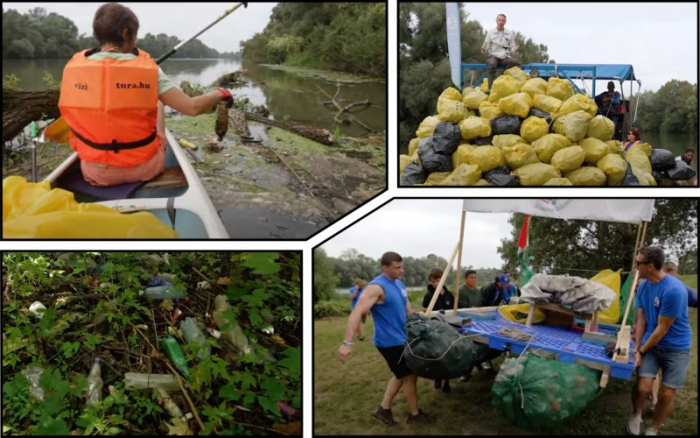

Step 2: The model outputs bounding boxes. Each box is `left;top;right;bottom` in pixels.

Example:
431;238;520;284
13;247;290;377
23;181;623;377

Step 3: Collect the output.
499;303;546;325
589;269;621;324
3;176;179;238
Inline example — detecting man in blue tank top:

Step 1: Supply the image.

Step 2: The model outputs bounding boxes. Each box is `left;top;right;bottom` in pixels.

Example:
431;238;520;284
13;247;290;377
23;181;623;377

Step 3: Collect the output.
627;247;692;436
338;252;434;425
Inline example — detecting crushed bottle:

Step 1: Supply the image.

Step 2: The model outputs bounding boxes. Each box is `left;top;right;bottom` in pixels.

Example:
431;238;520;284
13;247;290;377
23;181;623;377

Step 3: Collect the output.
155;388;183;418
161;336;190;379
86;358;103;406
21;364;45;401
140;278;187;300
212;295;251;355
180;317;210;360
123;373;181;392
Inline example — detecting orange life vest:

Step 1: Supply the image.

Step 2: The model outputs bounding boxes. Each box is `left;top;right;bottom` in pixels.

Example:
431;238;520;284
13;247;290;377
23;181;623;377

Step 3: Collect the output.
623;140;641;152
59;48;159;167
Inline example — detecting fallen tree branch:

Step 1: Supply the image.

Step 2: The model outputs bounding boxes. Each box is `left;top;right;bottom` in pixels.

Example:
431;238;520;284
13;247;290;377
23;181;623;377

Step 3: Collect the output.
244;112;333;145
3;89;61;142
316;84;373;132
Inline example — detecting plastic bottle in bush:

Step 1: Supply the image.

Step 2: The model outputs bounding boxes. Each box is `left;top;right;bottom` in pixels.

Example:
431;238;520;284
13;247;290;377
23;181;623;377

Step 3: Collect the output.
86;358;103;406
140;284;187;300
180;317;210;360
161;336;190;378
123;373;181;391
212;295;251;355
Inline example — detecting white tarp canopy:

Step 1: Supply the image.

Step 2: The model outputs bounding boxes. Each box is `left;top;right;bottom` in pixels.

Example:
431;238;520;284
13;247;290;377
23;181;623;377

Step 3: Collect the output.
462;199;655;224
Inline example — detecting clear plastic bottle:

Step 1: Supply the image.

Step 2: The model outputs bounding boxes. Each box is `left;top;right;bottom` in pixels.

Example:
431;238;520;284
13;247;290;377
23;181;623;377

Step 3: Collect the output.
123;373;181;392
212;295;251;355
155;388;183;418
86;358;103;406
180;317;210;360
139;285;187;300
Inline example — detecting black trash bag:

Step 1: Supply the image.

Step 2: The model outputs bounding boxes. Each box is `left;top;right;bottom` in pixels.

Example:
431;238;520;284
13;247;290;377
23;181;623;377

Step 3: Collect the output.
491;115;521;135
471;136;494;146
489;174;521;186
528;108;552;124
650;149;677;171
666;160;697;180
400;162;427;186
621;163;641;186
404;313;482;380
483;165;512;179
652;170;669;182
431;122;462;155
418;146;453;173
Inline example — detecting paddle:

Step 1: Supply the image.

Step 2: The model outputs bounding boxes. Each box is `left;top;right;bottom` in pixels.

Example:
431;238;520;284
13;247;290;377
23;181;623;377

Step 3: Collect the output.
42;2;248;144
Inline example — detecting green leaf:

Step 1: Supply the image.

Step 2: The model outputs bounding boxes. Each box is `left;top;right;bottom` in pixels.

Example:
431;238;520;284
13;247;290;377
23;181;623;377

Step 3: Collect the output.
249;308;262;327
34;417;69;435
219;383;242;401
238;372;257;391
261;379;285;402
257;396;281;416
276;347;301;375
242;252;280;274
60;341;80;358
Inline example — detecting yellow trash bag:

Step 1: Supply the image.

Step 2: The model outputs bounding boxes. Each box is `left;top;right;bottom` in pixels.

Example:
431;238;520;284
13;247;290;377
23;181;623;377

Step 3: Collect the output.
521;77;548;97
480;78;490;92
627;142;653;157
459;116;492;140
470;146;504;172
3;176;179;239
475;179;490;186
553;94;598;120
512;162;561;186
492;134;527;149
499;92;533;118
565;167;607;186
503;143;538;170
452;144;476;169
520;116;549;143
416;116;440;138
630;164;656;186
437;163;482;186
408;138;420;156
589;269;621;324
552;110;593;142
436;87;463;113
488;75;521;103
533;94;563;114
551;145;586;173
546;77;574;101
499;303;546;325
422;171;451;185
437;101;473;122
597;153;627;186
462;88;488;110
626;152;652;173
532;133;572;163
543;177;573;186
606;140;623;155
479;100;505;120
504;66;530;84
400;154;416;176
587;115;616;141
580;137;610;164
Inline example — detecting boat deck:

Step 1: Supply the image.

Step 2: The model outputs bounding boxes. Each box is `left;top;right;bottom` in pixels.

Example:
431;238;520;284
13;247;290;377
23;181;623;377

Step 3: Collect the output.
456;311;636;380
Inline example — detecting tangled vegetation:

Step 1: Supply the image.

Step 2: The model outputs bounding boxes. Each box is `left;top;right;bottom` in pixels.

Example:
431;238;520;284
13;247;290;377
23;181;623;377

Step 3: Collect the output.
2;252;301;435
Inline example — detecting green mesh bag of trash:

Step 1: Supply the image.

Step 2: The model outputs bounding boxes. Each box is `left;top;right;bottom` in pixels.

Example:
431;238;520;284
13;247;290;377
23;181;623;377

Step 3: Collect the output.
492;354;601;430
404;313;480;380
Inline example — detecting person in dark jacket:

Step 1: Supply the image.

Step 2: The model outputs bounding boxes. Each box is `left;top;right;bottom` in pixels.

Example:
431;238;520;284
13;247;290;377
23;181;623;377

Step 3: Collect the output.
422;267;454;392
479;273;511;307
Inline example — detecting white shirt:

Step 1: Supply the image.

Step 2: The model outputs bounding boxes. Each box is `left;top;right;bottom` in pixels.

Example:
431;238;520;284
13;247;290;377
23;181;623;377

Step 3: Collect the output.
484;28;515;59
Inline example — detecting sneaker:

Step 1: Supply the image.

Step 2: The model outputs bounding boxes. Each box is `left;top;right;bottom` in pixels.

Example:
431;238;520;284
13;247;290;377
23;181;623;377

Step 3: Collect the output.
407;409;434;424
442;381;451;393
627;413;642;435
644;428;657;436
373;406;396;426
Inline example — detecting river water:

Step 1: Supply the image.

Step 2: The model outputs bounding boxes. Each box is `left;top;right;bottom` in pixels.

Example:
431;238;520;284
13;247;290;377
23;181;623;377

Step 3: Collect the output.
2;58;386;137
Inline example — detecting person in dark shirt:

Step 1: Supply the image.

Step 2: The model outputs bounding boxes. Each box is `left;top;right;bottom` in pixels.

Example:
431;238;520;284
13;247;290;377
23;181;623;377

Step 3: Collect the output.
479;273;511;307
422;267;454;392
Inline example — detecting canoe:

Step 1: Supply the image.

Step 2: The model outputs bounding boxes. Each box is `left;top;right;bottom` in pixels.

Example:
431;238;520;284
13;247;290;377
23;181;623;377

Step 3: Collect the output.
44;129;229;238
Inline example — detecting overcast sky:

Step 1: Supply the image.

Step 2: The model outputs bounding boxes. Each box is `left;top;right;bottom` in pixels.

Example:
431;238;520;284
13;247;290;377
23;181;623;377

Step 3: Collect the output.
320;199;513;269
462;2;698;93
4;2;277;52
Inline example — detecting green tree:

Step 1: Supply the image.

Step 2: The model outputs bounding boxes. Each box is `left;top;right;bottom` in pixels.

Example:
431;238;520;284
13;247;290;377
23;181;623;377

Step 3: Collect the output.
314;248;339;303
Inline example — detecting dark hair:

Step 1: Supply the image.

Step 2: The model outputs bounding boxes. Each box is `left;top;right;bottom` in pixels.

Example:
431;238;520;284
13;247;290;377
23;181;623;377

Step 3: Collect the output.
628;127;641;142
428;268;443;281
465;269;477;278
93;3;139;46
607;81;615;88
686;149;694;154
639;246;665;270
380;251;402;267
497;13;507;19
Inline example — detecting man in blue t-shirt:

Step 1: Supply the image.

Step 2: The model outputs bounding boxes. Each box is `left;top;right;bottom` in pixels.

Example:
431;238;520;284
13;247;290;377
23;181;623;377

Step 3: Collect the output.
627;247;692;436
338;252;434;426
348;280;367;341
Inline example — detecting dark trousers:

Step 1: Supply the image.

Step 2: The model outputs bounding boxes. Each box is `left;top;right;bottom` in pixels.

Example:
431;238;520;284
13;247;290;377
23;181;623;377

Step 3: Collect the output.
486;55;521;90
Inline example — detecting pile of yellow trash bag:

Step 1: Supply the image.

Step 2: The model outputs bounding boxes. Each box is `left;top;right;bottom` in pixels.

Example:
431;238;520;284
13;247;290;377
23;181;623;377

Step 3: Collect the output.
3;176;179;238
400;66;656;186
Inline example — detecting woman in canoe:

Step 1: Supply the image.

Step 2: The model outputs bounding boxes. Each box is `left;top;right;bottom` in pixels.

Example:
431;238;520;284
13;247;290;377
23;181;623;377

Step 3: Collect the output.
58;3;233;187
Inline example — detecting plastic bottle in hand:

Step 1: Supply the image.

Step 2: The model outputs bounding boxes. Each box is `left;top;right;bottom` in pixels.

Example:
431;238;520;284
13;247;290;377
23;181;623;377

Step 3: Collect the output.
212;295;251;355
86;358;103;406
180;317;210;360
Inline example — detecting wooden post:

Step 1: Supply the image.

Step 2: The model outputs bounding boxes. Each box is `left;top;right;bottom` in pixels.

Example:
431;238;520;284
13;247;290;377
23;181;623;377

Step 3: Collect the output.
425;241;460;314
453;211;467;313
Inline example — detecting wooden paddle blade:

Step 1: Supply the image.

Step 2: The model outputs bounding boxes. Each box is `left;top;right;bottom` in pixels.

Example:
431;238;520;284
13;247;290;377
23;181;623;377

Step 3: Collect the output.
44;117;71;143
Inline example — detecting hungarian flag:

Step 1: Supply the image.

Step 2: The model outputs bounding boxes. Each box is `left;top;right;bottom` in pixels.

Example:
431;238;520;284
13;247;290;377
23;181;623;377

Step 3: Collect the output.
517;214;534;285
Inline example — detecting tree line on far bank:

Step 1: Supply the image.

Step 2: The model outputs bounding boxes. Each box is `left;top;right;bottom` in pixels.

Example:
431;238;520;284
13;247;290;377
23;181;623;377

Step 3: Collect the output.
2;7;239;60
399;3;697;153
241;3;386;77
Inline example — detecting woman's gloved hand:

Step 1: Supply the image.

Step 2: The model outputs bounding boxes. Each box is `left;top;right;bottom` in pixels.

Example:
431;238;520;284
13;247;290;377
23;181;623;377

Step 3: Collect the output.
215;88;234;108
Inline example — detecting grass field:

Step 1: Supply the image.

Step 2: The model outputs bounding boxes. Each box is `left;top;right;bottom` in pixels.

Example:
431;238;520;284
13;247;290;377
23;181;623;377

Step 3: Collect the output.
314;276;698;435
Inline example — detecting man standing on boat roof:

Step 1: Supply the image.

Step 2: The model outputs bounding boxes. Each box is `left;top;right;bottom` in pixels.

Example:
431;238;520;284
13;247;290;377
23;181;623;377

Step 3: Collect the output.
58;2;234;187
480;14;521;94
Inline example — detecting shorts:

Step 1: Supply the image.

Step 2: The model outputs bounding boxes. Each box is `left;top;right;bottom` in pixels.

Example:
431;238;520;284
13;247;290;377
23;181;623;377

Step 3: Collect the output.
638;346;691;389
377;345;413;379
81;135;167;187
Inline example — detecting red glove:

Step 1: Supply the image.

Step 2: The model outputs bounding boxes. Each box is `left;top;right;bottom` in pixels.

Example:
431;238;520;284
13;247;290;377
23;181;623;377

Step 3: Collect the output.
215;88;233;108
